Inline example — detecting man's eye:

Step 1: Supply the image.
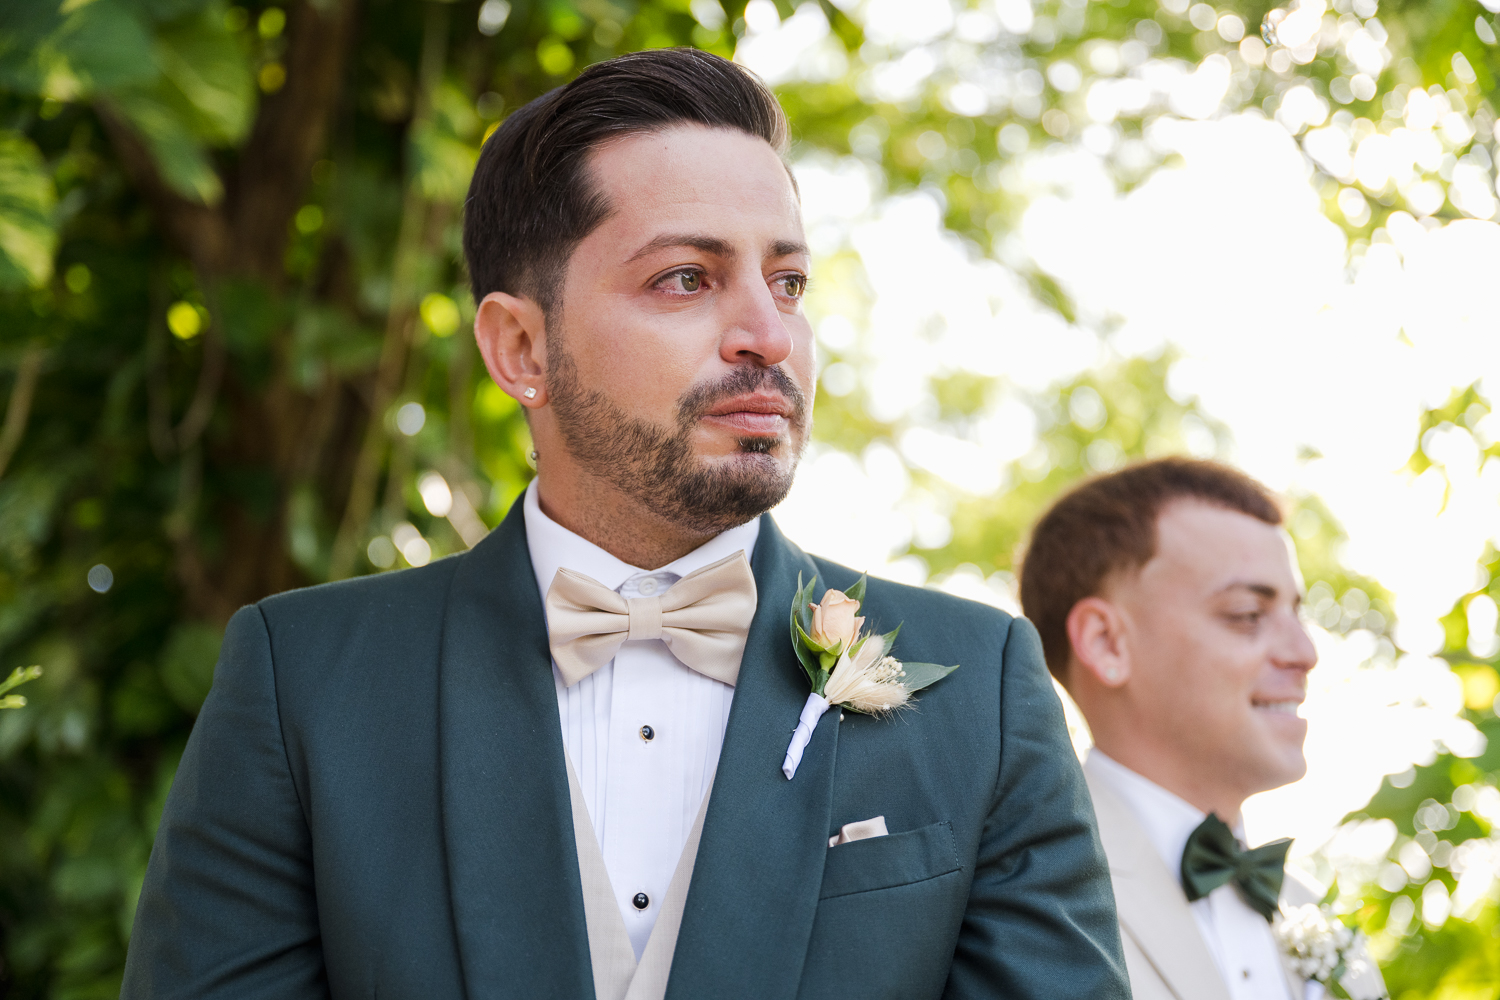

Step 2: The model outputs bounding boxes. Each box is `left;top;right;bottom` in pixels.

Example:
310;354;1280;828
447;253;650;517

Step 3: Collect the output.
660;270;702;293
779;274;806;299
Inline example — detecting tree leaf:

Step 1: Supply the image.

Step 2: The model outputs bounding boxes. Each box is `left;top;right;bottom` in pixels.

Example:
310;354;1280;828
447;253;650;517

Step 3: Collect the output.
0;131;58;290
53;0;157;93
108;88;224;203
151;6;256;144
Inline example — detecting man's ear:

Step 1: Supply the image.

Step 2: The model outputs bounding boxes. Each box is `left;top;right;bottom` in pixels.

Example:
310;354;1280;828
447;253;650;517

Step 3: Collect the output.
473;291;549;408
1066;596;1131;688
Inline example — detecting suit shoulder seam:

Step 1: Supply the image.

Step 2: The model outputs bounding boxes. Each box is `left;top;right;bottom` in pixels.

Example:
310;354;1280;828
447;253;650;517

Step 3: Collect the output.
252;603;312;829
990;614;1018;807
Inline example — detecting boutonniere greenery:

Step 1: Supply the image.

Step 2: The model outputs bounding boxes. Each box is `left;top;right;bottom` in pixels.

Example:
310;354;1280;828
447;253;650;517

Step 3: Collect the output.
781;574;957;779
1274;903;1367;1000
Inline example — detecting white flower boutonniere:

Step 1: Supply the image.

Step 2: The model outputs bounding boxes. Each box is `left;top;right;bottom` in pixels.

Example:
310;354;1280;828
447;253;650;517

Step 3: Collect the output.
1275;903;1366;999
780;574;958;779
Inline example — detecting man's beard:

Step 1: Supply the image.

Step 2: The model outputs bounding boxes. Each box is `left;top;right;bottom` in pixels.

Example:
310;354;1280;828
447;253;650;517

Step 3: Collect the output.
546;342;808;535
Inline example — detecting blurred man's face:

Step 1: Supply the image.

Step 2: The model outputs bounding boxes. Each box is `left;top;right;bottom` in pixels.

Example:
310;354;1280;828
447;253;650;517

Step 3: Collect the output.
1106;501;1317;803
544;124;814;533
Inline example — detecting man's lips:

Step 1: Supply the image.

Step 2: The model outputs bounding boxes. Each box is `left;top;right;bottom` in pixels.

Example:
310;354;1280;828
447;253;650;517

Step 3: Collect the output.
700;393;793;436
1251;697;1305;718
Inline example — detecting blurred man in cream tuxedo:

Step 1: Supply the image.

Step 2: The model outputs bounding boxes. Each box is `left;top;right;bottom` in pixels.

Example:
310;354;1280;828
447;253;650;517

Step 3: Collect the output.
1020;459;1386;1000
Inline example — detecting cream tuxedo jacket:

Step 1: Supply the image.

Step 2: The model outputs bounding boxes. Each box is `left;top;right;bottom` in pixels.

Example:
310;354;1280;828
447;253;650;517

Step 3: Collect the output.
1083;756;1387;1000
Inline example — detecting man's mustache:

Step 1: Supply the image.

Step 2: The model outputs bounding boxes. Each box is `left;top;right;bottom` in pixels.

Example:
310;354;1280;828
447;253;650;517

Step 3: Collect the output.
677;365;808;427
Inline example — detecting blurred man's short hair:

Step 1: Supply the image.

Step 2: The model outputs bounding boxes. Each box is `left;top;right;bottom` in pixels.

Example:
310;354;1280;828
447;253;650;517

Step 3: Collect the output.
1019;457;1283;681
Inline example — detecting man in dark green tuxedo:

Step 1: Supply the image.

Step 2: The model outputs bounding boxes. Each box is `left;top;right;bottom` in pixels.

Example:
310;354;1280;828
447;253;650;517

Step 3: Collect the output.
121;48;1128;1000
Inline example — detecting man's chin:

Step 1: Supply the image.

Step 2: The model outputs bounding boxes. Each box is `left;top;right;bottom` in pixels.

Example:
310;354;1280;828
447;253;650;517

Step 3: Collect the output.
1248;742;1308;794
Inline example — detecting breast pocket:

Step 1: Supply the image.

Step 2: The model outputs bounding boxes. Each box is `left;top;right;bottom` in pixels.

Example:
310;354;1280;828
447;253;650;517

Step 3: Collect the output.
818;820;960;900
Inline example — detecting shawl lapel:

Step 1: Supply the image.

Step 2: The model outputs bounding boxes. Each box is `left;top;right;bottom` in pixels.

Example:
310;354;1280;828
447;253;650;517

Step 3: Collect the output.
663;516;840;1000
1084;759;1232;1000
438;503;595;1000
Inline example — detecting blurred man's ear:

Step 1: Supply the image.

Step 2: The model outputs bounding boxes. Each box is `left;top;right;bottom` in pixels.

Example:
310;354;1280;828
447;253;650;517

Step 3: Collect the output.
1066;596;1131;689
474;291;549;409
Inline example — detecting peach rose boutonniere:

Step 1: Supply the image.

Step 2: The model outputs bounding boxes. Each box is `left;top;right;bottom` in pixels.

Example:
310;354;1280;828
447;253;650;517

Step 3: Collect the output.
781;574;958;779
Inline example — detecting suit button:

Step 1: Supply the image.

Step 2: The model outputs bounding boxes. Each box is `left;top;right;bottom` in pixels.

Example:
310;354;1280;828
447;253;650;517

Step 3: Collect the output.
633;892;650;910
639;725;655;742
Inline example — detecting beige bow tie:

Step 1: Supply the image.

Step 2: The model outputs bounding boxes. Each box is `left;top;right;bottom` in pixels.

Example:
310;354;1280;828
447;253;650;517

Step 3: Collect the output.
544;551;757;687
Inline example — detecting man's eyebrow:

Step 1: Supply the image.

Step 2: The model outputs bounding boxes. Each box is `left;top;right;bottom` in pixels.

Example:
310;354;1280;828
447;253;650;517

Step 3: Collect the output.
624;234;811;264
1217;581;1280;600
626;233;737;263
769;238;810;259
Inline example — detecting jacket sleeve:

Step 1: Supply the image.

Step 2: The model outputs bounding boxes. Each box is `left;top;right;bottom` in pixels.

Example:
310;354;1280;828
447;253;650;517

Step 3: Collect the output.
121;605;328;999
943;617;1132;1000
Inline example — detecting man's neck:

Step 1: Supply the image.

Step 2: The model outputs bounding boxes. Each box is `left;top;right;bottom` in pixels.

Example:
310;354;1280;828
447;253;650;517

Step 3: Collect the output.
534;471;722;570
1090;738;1247;827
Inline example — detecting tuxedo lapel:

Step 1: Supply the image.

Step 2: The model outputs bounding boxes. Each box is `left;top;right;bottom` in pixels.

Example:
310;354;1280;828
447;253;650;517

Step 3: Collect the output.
664;516;840;1000
1084;760;1231;1000
438;503;595;1000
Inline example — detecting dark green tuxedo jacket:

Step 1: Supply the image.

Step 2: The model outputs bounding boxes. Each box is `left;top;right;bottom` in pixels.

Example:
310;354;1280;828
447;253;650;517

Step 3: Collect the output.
122;505;1129;999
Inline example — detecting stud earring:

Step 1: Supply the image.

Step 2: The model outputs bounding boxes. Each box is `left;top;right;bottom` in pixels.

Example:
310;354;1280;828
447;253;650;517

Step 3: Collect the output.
523;387;537;399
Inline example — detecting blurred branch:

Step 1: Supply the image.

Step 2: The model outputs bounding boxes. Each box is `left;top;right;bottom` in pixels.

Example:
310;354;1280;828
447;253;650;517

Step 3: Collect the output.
144;273;229;458
145;272;176;460
329;2;448;580
0;344;45;481
173;296;228;451
164;443;229;620
96;104;232;276
233;0;361;282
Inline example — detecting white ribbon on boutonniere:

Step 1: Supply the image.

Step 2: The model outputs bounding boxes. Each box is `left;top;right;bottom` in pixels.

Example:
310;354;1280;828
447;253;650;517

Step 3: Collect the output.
780;573;958;780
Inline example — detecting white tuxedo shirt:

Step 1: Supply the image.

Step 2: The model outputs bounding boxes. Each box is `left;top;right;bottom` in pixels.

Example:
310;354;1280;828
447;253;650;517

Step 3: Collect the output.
1087;752;1296;1000
1084;752;1387;1000
523;480;759;958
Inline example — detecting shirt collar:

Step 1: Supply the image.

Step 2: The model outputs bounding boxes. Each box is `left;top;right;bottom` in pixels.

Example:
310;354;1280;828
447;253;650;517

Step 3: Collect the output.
522;478;762;602
1087;749;1234;877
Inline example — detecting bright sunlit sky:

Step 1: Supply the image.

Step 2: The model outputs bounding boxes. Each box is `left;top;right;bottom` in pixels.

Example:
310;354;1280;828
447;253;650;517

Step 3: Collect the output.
741;4;1500;865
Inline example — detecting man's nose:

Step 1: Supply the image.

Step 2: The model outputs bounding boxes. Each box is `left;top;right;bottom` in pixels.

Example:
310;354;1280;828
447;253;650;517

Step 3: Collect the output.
719;274;793;367
1275;614;1318;675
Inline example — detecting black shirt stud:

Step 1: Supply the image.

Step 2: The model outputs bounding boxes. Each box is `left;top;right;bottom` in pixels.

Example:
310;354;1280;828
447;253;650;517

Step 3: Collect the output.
639;724;655;742
632;892;650;910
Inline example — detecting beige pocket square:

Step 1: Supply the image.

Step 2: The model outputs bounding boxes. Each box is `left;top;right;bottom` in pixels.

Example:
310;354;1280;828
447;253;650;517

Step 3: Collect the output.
829;815;888;848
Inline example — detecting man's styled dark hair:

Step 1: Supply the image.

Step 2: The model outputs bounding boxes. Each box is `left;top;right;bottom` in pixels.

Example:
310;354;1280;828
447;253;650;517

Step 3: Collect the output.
462;48;789;313
1019;457;1283;681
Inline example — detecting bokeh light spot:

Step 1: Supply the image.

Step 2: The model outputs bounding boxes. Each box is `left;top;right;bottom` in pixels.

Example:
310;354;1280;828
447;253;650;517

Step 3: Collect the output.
64;264;91;293
418;472;454;517
367;536;397;569
395;402;426;436
258;63;286;93
419;293;461;337
87;564;113;594
393;522;431;567
537;37;575;76
477;0;511;36
167;302;204;340
257;7;285;39
294;205;323;234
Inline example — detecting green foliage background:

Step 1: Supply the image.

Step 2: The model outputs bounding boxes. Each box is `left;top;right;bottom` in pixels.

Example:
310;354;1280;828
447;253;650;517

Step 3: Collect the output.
0;0;1498;995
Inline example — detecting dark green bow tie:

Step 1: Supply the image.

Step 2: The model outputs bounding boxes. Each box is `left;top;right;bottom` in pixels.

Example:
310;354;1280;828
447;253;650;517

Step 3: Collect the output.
1180;813;1291;921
